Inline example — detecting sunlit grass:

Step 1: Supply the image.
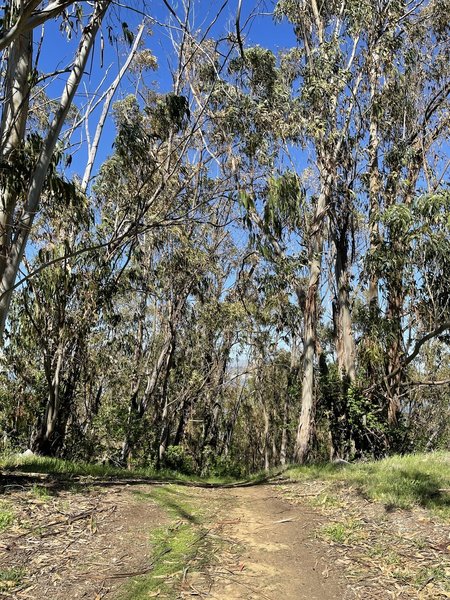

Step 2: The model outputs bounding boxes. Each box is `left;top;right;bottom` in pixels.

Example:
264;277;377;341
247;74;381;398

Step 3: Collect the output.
0;501;14;531
119;485;211;600
0;454;242;485
287;452;450;516
0;568;24;593
320;518;363;544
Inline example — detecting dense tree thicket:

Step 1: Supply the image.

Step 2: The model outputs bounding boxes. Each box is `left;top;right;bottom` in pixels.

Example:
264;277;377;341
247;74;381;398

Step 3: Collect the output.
0;0;449;473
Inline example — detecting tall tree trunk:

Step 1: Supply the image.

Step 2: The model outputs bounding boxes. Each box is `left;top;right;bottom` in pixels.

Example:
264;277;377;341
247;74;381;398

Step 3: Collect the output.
0;1;32;283
334;223;356;382
385;162;420;427
31;338;82;455
121;331;174;465
386;278;403;426
262;401;270;471
222;384;244;458
31;343;65;454
279;393;290;466
295;178;330;463
158;328;177;463
201;330;233;456
0;1;111;340
367;45;381;308
280;342;299;466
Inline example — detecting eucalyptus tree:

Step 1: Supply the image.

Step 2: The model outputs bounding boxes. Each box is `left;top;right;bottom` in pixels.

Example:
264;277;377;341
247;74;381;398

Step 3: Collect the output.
364;1;450;427
0;182;100;455
274;0;450;461
92;62;237;464
274;0;372;461
184;38;310;464
0;1;113;338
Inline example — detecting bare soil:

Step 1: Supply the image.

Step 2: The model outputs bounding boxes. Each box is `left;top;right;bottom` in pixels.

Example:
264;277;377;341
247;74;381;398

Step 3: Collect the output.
204;485;349;599
0;476;168;599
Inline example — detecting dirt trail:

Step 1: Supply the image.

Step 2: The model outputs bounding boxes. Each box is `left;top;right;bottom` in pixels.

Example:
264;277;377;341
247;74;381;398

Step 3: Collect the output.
1;478;350;599
3;474;448;598
206;485;348;600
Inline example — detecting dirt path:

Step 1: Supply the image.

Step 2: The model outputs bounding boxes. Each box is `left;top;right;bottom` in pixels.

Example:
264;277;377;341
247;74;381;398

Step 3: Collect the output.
1;477;350;599
3;474;447;599
205;485;348;600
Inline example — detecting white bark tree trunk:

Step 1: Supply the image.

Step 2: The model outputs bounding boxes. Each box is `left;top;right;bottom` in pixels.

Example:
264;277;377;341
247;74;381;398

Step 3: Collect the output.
294;186;327;463
0;1;111;340
0;0;32;283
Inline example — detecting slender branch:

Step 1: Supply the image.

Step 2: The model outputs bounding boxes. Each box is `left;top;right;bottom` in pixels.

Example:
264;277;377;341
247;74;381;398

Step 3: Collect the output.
81;20;146;191
0;1;75;52
386;322;450;381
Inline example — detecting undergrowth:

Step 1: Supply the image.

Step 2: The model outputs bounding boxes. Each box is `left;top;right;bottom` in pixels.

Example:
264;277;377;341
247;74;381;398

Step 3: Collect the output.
0;568;24;593
0;454;240;485
0;500;14;531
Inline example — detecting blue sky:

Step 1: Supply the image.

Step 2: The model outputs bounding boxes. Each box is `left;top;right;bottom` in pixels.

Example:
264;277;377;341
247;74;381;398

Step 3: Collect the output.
37;1;297;188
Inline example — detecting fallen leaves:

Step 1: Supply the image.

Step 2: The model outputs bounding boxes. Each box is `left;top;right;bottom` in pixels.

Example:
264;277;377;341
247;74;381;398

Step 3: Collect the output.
281;480;450;599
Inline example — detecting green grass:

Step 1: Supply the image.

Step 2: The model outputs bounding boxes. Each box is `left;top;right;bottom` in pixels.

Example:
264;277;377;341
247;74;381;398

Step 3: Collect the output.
29;484;52;500
0;568;24;593
320;518;363;544
0;454;242;486
119;485;212;600
308;492;343;509
0;501;14;531
286;452;450;517
414;566;450;591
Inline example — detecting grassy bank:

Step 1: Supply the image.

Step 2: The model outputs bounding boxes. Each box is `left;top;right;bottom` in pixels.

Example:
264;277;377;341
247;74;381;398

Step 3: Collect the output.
2;451;449;516
0;454;238;485
286;452;450;517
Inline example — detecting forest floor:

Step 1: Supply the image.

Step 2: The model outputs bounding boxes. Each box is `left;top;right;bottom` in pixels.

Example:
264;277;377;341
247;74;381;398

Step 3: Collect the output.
0;460;449;600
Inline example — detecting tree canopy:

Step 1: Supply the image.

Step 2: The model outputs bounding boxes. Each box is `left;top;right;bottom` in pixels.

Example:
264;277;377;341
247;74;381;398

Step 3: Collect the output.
0;0;449;471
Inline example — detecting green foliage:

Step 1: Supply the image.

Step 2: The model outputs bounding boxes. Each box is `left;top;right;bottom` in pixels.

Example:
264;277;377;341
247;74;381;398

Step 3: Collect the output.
202;453;245;479
229;46;278;100
0;568;24;593
162;446;195;475
321;519;363;544
319;359;387;460
264;172;303;236
147;92;190;140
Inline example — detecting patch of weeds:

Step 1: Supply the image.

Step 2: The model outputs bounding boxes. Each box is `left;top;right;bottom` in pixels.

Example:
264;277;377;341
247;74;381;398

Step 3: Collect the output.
320;518;363;545
411;536;427;550
414;566;449;591
120;486;213;600
308;493;342;510
391;566;412;585
0;454;253;488
383;551;401;566
366;543;385;558
0;501;14;531
0;568;25;592
30;484;52;500
287;452;450;518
